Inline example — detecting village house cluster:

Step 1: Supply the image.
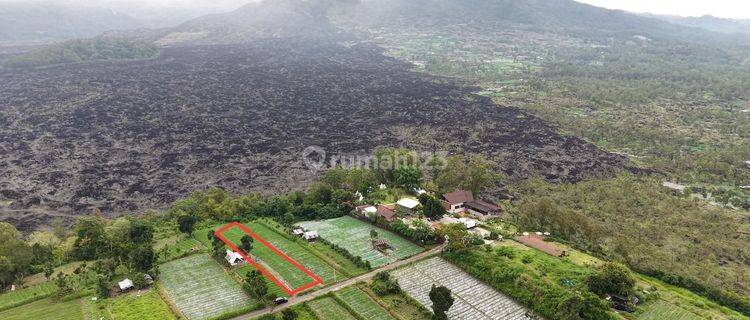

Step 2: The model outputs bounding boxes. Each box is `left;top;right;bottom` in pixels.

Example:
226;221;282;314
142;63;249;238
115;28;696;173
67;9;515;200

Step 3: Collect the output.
354;188;502;241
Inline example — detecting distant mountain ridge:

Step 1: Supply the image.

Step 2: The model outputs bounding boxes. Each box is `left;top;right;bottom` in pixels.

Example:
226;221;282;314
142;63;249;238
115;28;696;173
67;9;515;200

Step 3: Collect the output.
155;0;351;45
0;2;229;45
645;13;750;36
332;0;750;45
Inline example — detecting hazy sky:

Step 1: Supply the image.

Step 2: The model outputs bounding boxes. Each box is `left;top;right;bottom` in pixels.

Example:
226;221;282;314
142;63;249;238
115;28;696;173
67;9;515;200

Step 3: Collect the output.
1;0;749;20
576;0;750;19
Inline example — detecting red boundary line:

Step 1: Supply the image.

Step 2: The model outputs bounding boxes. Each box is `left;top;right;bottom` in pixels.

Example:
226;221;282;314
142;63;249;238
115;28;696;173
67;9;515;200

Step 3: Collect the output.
214;222;323;296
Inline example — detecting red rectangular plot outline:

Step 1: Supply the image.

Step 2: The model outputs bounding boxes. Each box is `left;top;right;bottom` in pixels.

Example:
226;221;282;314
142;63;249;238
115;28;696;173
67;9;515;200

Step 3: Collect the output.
214;222;323;296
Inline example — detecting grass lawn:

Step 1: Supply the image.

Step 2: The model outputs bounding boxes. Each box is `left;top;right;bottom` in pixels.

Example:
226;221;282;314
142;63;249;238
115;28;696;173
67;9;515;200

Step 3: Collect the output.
298;216;423;267
110;290;175;320
0;281;57;311
0;297;82;320
307;297;357;320
160;254;255;320
335;286;395;320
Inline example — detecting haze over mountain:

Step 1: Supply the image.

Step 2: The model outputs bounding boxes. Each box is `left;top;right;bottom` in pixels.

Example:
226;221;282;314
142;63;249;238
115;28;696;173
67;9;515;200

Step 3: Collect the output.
646;14;750;36
0;1;232;44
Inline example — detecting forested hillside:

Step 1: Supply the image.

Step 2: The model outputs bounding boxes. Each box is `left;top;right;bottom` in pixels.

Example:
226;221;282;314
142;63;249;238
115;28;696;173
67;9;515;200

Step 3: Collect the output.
3;37;159;68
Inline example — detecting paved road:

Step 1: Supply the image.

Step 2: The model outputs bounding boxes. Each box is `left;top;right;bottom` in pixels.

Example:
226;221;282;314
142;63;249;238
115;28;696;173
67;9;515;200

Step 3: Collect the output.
230;244;446;320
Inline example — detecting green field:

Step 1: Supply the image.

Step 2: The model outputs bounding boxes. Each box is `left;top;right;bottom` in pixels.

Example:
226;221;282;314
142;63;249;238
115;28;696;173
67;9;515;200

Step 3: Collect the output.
110;290;175;320
160;254;254;320
0;297;81;320
222;224;319;289
198;220;356;295
0;281;57;311
259;219;367;278
335;286;395;320
307;297;357;320
155;235;204;263
298;216;423;267
636;301;702;320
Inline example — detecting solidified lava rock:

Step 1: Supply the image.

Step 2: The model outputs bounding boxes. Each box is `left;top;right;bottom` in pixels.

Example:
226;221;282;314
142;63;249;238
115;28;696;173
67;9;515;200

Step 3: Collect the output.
0;39;626;231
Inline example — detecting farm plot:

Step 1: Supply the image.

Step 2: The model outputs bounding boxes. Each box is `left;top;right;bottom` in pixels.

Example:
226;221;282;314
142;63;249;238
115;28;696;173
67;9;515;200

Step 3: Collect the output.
160;254;254;320
298;216;423;267
156;235;204;263
307;297;357;320
110;290;176;320
0;297;82;320
335;286;395;320
392;257;530;320
0;281;57;311
217;222;323;295
222;222;333;287
637;301;702;320
249;222;340;282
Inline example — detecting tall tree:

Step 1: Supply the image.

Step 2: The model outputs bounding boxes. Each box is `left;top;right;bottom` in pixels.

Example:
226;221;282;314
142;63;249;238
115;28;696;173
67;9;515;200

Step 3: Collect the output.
587;263;635;297
177;215;197;236
418;194;447;220
429;285;454;320
131;245;155;272
0;223;32;287
394;166;422;191
245;270;268;299
240;235;254;254
72;217;109;260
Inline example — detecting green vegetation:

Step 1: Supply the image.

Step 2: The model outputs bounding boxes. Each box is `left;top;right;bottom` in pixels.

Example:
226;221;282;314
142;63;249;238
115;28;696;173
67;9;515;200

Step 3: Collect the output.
0;297;82;320
0;222;33;291
297;216;424;267
307;297;358;320
0;281;57;311
510;173;750;314
160;254;255;320
154;235;203;263
110;290;175;320
360;286;431;320
4;37;159;68
636;301;702;320
442;246;614;320
428;285;453;320
222;225;316;289
335;286;395;320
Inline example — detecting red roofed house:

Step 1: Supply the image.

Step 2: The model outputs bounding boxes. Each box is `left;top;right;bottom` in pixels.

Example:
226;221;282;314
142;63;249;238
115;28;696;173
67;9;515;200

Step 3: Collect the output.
442;189;474;214
376;204;397;222
442;189;501;221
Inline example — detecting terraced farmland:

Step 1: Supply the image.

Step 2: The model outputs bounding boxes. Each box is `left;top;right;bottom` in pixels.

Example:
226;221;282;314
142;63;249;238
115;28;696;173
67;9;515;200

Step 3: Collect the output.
298;216;423;267
0;281;57;311
392;257;530;320
307;297;357;320
0;297;81;320
637;301;702;320
335;286;395;320
160;254;254;320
